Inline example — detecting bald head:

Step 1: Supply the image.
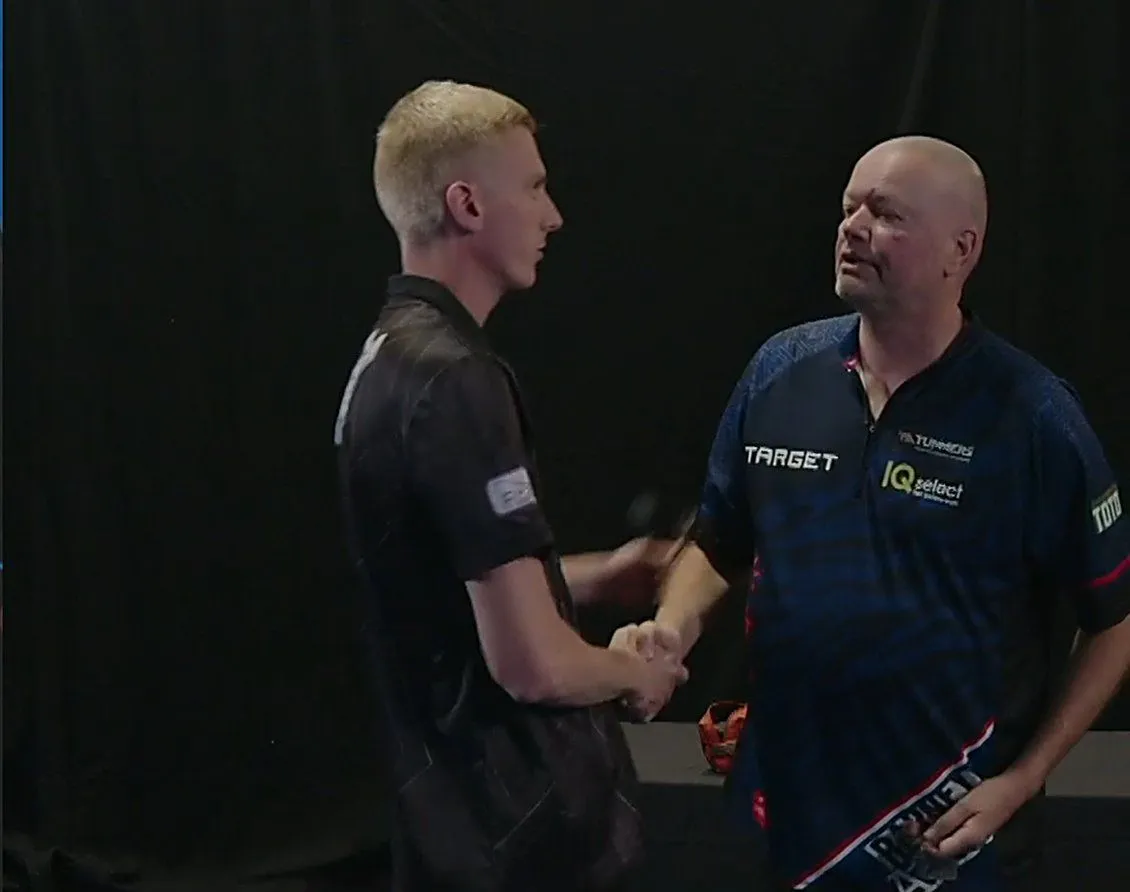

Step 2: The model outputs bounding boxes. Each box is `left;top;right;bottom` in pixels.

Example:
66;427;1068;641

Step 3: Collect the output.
866;135;988;237
835;135;989;314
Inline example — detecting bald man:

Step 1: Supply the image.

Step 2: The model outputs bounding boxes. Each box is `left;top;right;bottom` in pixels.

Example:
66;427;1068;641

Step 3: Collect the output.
612;136;1130;890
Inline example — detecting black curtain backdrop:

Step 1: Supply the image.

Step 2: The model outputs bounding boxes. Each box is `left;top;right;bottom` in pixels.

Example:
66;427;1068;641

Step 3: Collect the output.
6;0;1129;886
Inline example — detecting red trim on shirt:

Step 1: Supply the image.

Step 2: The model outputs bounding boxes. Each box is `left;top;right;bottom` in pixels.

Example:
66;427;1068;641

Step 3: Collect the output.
1088;553;1130;590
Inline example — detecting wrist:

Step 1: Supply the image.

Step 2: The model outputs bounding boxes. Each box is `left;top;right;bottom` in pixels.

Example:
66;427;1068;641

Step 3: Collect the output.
653;608;697;659
1005;757;1049;800
610;646;647;700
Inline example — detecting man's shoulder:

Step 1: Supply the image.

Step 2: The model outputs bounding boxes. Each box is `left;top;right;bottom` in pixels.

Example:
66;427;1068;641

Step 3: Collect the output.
363;299;511;405
742;313;857;395
338;311;499;447
378;301;483;369
973;328;1090;438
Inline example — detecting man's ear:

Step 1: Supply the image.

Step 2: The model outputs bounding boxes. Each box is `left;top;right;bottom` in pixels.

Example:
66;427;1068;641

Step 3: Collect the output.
445;181;483;233
947;227;979;278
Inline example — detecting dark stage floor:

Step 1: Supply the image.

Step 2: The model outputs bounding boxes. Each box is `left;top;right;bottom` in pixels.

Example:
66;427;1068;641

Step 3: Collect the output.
6;725;1128;892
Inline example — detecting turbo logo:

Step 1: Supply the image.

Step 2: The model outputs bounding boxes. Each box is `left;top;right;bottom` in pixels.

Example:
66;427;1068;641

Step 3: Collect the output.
898;430;975;463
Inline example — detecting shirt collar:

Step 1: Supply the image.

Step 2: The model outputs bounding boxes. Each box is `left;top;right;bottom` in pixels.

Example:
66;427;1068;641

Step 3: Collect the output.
386;274;490;349
838;304;981;378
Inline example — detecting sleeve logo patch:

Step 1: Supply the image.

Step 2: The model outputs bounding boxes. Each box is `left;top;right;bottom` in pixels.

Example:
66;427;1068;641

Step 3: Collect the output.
1092;486;1122;535
486;467;537;517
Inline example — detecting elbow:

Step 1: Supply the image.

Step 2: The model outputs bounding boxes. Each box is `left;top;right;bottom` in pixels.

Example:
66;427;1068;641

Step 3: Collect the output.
487;651;560;704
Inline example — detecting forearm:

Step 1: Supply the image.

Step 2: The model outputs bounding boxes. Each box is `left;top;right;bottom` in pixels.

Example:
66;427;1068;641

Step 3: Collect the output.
1010;615;1130;789
535;634;644;707
471;556;648;708
561;551;613;605
654;543;731;659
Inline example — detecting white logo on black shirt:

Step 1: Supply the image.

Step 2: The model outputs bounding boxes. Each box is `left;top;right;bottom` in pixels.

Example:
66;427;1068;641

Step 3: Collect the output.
745;445;838;471
486;467;537;516
862;768;988;891
1093;486;1122;535
897;430;975;463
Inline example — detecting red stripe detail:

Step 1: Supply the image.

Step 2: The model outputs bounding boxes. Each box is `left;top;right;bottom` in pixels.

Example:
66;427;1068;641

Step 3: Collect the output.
1088;553;1130;590
792;718;995;889
752;790;769;829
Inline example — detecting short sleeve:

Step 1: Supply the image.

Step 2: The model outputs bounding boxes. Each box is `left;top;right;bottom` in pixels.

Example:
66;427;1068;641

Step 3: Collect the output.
407;356;554;581
1028;385;1130;633
690;365;757;581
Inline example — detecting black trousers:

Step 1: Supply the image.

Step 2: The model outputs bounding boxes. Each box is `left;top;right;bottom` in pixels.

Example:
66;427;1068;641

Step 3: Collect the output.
388;831;642;892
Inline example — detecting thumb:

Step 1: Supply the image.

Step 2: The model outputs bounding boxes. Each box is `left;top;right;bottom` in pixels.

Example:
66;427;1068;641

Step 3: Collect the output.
652;622;682;657
923;799;973;845
934;821;983;859
609;623;639;653
635;621;659;660
613;537;649;564
671;659;690;684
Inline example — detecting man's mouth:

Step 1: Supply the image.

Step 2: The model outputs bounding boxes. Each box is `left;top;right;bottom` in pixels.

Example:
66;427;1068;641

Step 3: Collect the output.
839;251;875;274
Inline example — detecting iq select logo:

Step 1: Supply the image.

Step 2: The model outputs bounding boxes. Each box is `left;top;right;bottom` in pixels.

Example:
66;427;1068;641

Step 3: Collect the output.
880;460;965;508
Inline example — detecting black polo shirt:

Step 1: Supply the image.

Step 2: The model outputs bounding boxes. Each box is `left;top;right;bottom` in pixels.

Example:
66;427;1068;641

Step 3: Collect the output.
334;275;642;892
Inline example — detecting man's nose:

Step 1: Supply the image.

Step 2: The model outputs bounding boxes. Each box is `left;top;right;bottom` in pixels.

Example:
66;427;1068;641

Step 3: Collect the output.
545;198;564;232
845;205;867;238
840;207;870;241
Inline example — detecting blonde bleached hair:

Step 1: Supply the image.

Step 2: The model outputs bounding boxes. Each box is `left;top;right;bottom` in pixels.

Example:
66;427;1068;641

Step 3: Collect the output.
373;80;538;245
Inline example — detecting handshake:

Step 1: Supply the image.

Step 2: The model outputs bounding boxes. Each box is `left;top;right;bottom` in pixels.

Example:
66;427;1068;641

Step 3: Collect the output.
608;620;689;722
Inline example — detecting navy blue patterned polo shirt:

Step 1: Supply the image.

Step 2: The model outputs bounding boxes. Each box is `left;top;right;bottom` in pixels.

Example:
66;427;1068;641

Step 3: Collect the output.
690;311;1130;891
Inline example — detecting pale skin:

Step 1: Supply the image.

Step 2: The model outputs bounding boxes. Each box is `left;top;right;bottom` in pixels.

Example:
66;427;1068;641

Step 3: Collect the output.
398;124;689;716
613;135;1130;858
560;538;678;606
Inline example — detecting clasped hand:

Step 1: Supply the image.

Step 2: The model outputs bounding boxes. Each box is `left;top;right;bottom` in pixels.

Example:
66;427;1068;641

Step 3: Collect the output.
590;537;681;606
609;620;687;722
918;769;1038;860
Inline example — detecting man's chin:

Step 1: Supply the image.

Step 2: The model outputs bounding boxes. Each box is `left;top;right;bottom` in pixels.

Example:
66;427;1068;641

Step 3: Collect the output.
835;281;881;312
506;268;538;293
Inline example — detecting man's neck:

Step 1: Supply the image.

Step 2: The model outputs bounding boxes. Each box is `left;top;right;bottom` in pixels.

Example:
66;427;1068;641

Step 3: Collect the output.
401;241;501;326
857;300;965;393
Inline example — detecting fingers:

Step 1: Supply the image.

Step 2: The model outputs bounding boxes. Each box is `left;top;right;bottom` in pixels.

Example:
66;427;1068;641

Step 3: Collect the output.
657;648;689;684
622;652;688;722
612;627;656;665
651;623;682;657
932;820;985;858
627;684;677;723
608;623;639;653
922;800;971;848
637;620;683;663
630;697;661;723
922;799;987;859
618;620;681;660
609;620;683;666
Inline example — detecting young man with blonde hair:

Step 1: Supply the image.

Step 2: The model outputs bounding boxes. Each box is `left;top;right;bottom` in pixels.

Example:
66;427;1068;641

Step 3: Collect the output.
335;80;686;892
